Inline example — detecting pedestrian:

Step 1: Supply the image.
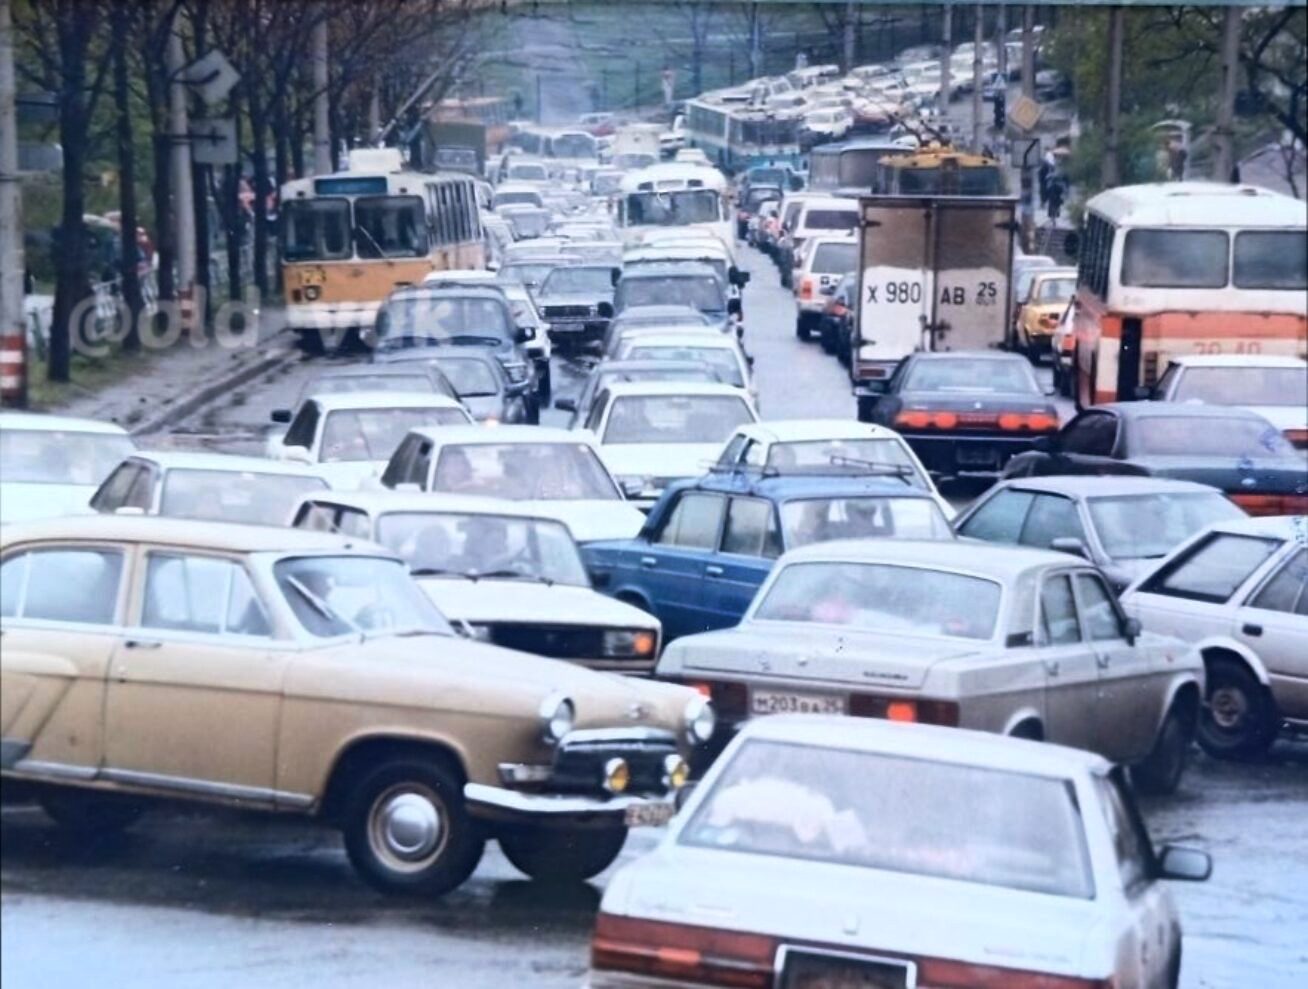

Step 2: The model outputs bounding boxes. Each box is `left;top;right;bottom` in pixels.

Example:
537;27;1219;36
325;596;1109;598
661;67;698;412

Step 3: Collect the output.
1038;147;1055;206
1047;175;1066;222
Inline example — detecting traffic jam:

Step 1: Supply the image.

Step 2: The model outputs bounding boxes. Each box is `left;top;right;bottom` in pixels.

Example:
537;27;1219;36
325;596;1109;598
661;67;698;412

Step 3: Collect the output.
3;14;1308;989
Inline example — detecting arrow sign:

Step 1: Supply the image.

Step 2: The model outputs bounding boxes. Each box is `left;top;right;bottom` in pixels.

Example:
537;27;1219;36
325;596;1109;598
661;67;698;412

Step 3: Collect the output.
180;49;241;106
189;117;238;165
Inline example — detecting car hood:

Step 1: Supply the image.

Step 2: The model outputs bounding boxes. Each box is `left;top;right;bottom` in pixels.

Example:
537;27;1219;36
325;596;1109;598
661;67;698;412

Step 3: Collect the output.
517;499;646;543
290;633;688;731
459;394;509;421
311;460;386;490
537;292;611;308
0;482;97;525
598;443;722;481
605;848;1102;979
418;579;658;629
657;624;988;692
1125;455;1308;494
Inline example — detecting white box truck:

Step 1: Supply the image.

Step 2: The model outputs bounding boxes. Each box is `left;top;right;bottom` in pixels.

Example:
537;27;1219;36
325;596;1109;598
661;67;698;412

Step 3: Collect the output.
851;196;1018;420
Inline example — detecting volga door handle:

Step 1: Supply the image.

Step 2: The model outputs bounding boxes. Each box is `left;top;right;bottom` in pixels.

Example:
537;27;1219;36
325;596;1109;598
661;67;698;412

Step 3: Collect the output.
1096;655;1111;670
125;639;162;650
1242;623;1262;637
1043;660;1060;676
705;565;725;577
639;556;657;569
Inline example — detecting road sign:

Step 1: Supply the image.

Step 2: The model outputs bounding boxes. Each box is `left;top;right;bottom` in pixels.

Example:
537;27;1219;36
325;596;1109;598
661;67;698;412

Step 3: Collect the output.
1007;94;1044;134
180;49;241;107
189;117;238;165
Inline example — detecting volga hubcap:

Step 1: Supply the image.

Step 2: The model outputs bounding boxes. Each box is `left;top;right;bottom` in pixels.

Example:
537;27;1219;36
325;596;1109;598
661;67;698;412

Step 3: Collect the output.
369;785;446;871
1210;686;1248;731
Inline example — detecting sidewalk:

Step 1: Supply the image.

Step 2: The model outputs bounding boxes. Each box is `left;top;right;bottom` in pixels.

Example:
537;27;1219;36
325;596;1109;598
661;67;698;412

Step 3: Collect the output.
43;305;299;436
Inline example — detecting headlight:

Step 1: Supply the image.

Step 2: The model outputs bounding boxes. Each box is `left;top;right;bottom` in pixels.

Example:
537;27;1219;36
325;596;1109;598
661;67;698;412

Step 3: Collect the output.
602;628;658;658
538;692;575;744
602;757;630;794
684;695;716;745
662;754;690;790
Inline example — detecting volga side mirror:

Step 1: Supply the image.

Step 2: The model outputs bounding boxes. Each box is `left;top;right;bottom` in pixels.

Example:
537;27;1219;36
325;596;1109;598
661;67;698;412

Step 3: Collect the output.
726;298;742;317
554;396;578;412
1049;537;1088;559
271;409;292;424
610;268;621;287
1157;845;1211;882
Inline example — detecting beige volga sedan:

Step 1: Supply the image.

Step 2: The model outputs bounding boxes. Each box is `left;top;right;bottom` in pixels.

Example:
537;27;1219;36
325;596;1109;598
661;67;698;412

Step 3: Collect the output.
657;539;1204;793
0;516;713;896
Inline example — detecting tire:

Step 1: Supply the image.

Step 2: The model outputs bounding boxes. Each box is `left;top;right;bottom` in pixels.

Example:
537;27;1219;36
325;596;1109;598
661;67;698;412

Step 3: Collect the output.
524;395;541;425
1198;658;1278;760
39;789;144;835
856;396;878;423
499;825;627;884
1133;702;1195;795
795;313;813;341
341;758;484;897
819;320;837;355
536;363;552;402
297;329;326;357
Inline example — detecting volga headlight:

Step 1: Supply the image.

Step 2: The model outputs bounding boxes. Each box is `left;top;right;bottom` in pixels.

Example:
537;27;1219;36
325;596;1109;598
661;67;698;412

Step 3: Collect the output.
539;692;575;744
684;695;716;745
602;628;658;658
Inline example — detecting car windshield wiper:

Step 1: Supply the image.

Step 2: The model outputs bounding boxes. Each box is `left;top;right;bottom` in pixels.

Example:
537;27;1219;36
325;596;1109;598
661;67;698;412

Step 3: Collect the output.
410;567;475;580
446;334;505;346
473;569;555;586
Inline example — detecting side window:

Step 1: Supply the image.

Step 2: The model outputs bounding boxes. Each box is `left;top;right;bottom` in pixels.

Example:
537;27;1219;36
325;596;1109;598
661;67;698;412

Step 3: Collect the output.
123;465;155;510
381;434;420;488
336;508;372;539
141;554;269;637
958;489;1035;544
1039;573;1081;645
284;401;320;449
717;433;747;467
91;463;140;512
408;441;434;486
721;498;781;559
296;502;340;532
1060;413;1117;456
1248;548;1308;616
1143;533;1281;604
741;440;766;468
1096;771;1153;892
656;493;726;550
1;548;124;624
1075;572;1124;641
585;392;610;433
1019;494;1085;550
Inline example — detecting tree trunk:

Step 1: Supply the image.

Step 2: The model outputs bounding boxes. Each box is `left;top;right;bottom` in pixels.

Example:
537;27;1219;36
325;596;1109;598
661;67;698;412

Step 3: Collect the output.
248;83;270;297
112;0;143;352
49;3;93;383
144;51;175;303
191;0;211;327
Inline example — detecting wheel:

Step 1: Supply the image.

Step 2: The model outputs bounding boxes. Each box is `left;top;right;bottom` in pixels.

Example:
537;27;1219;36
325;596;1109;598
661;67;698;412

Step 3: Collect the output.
856;396;878;423
341;758;484;896
1198;658;1278;759
819;320;837;355
536;363;552;402
39;789;144;834
297;329;326;357
524;395;541;425
1132;702;1195;795
795;313;813;341
499;825;627;883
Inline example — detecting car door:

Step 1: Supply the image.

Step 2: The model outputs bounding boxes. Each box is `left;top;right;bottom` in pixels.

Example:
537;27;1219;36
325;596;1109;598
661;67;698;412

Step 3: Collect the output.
0;543;129;774
1036;570;1100;753
1236;547;1308;722
1075;570;1157;762
1049;411;1122;475
103;551;288;804
708;496;782;626
640;492;727;640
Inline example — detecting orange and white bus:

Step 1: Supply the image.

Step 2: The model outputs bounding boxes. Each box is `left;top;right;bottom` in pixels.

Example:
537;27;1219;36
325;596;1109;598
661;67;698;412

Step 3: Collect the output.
280;148;484;352
1071;183;1307;409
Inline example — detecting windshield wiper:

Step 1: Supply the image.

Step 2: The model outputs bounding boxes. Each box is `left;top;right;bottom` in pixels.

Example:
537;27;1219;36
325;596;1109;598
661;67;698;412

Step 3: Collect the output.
356;224;394;262
446;334;504;346
473;569;555;586
410;567;475;580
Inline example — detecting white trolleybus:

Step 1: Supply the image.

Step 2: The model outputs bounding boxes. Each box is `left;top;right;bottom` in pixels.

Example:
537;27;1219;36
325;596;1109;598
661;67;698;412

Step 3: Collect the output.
615;162;734;250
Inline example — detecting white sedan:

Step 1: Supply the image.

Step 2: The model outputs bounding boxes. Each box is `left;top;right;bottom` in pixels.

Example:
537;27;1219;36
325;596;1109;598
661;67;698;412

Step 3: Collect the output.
713;419;951;519
583;381;760;509
1147;354;1308;449
1122;514;1308;759
591;716;1210;989
269;391;473;489
0;413;135;524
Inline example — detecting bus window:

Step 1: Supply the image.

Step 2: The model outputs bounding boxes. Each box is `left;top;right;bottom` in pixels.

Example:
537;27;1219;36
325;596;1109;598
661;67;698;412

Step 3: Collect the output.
354;196;428;259
1233;231;1308;290
282;199;352;261
1121;229;1228;288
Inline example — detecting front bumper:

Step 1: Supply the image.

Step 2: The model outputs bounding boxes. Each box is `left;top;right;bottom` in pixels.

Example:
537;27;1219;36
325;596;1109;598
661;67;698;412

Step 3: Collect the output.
464;783;676;827
902;432;1048;476
546;317;609;343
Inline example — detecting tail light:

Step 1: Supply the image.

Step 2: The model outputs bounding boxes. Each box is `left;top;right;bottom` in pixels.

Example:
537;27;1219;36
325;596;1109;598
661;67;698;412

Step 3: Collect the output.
592;914;775;988
998;412;1060;432
1059;334;1076;353
799;277;814;300
1229;493;1308;516
895;410;958;430
685;679;747;719
1284;428;1308;449
918;956;1115;988
850;694;959;726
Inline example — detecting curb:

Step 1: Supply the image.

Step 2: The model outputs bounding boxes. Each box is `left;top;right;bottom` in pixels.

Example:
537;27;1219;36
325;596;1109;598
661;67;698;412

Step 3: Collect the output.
130;346;300;437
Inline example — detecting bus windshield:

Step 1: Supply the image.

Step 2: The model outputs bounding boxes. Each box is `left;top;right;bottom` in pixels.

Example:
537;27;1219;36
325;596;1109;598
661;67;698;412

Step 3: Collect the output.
282;199;352;261
354;196;428;259
625;190;721;226
551;133;596;158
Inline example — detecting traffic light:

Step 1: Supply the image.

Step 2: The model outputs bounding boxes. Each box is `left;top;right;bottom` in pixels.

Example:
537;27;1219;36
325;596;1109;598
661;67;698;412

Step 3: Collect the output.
993;92;1006;131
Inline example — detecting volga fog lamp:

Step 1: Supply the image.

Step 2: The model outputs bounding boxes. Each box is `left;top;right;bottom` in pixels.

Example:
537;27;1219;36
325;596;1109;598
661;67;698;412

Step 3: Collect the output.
662;754;690;790
603;757;630;794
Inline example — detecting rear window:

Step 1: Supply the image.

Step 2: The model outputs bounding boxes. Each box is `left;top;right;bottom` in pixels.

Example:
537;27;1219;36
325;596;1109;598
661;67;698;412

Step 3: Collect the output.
680;740;1094;899
1143;532;1281;604
1233;231;1308;290
1121;229;1228;288
802;208;859;232
811;241;859;274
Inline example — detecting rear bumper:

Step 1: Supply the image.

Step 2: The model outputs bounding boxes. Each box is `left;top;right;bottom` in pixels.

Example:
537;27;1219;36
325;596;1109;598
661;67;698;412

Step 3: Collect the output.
901;432;1047;476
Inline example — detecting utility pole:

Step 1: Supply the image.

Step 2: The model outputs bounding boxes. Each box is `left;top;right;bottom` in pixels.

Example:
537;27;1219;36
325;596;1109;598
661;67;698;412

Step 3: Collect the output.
368;82;381;144
843;0;857;73
996;3;1007;80
1021;5;1035;100
939;3;952;128
1215;4;1241;182
0;0;25;406
972;5;984;151
312;13;331;174
166;22;197;335
1103;6;1124;188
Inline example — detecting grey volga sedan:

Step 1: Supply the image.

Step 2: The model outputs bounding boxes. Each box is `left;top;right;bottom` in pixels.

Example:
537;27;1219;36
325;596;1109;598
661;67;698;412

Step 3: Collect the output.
953;476;1247;593
656;539;1203;793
